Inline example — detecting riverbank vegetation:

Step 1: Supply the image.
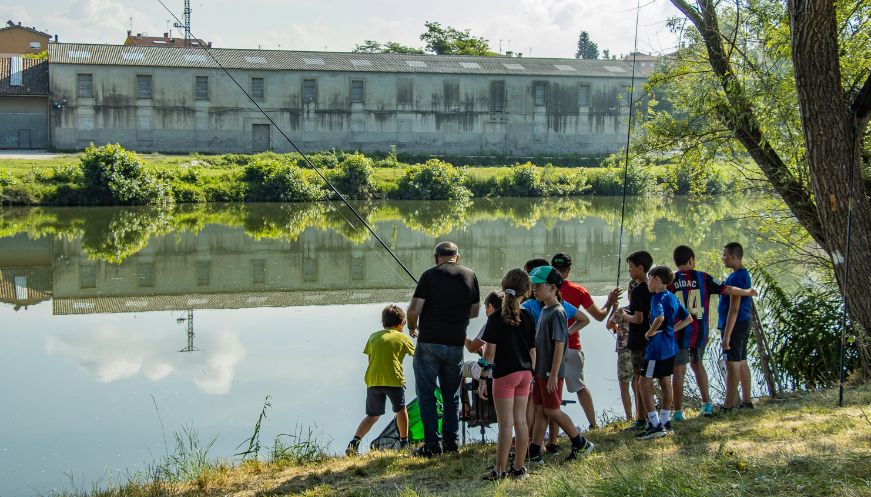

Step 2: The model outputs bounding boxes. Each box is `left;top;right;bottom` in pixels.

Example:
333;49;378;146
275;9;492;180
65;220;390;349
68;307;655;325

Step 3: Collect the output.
0;145;747;206
54;383;871;497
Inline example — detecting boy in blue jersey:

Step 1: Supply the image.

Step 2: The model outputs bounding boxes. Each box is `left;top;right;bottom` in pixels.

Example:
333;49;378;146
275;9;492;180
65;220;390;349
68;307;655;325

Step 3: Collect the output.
638;266;693;440
719;242;756;411
669;245;758;420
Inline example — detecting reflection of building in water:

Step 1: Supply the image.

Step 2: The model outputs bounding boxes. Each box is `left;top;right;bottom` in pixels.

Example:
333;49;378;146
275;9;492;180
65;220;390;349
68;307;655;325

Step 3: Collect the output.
0;233;53;309
0;210;733;315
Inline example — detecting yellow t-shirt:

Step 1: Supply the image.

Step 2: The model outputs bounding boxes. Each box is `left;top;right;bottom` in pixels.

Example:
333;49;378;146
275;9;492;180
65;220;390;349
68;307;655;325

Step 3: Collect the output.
364;329;415;387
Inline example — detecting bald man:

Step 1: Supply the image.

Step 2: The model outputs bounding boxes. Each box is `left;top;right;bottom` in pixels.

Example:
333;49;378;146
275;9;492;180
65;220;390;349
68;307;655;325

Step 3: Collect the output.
407;241;480;456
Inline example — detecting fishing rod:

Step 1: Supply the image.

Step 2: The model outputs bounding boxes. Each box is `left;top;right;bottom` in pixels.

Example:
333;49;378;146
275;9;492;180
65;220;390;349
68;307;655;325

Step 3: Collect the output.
614;0;642;291
837;109;859;408
156;0;418;285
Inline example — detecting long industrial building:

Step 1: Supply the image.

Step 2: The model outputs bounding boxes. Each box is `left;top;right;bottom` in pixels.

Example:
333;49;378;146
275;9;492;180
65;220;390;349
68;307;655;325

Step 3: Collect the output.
43;43;646;155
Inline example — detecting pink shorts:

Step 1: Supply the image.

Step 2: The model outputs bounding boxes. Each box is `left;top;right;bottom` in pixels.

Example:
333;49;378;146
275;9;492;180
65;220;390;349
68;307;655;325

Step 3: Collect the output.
492;370;533;399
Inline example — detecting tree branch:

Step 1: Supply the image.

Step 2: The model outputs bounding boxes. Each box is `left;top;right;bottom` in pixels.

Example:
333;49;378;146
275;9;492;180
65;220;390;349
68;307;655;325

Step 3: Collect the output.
851;71;871;121
670;0;705;27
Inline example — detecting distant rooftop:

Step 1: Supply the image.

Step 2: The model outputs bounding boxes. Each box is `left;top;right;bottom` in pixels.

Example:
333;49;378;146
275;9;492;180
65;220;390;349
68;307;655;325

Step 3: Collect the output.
124;30;211;48
49;43;643;78
0;57;49;95
1;20;50;38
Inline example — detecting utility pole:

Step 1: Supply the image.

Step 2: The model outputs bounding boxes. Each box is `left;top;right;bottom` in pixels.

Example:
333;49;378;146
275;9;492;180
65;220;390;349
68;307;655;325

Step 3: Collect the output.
177;309;198;353
173;0;191;46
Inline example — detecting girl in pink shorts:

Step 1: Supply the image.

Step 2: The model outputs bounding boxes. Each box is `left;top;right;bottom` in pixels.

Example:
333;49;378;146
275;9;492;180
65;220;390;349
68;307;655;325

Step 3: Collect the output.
479;268;537;480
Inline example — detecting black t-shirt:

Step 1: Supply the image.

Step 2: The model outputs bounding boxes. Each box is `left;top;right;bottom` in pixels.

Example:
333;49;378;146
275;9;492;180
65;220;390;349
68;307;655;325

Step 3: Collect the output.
413;262;480;346
481;308;536;378
626;282;652;351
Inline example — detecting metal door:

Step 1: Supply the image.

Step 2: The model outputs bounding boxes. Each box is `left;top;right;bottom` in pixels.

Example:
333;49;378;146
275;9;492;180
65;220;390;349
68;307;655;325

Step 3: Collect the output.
252;124;270;152
18;129;31;149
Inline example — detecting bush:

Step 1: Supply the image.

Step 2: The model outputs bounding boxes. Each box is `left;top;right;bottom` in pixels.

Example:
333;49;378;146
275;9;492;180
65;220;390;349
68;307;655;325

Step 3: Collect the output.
395;159;471;201
328;152;376;199
502;162;545;196
243;158;324;202
172;182;208;203
80;144;172;205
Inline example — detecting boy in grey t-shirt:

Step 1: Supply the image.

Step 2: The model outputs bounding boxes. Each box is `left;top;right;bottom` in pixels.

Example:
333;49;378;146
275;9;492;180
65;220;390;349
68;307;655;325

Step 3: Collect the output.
534;305;569;379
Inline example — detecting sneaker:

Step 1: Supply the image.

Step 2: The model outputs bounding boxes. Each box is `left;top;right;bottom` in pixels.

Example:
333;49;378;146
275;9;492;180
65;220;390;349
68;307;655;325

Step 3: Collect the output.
398;439;409;450
672;410;685;422
718;405;734;414
702;403;714;417
510;466;529;479
527;453;545;465
739;402;755;409
565;439;594;460
443;440;459;454
414;444;442;458
482;469;506;481
664;421;673;433
345;440;360;456
625;419;647;431
545;443;560;454
638;424;667;440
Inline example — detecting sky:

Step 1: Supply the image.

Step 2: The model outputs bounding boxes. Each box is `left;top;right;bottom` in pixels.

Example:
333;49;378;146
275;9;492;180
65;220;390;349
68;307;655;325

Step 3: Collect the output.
4;0;684;58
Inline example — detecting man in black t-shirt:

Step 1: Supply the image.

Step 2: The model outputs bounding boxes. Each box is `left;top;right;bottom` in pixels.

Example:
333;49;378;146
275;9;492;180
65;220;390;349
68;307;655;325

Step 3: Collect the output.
407;241;480;456
615;251;653;431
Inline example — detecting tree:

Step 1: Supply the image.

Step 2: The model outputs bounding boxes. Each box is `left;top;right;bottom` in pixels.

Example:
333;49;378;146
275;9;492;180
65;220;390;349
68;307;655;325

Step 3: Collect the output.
352;40;424;54
419;21;496;56
658;0;871;374
602;49;611;59
575;31;599;59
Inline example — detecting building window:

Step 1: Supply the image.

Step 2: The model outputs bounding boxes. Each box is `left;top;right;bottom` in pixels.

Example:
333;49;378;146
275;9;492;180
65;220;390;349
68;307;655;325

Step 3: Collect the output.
77;74;94;98
196;261;210;287
351;80;364;104
489;80;505;112
351;255;365;281
138;262;155;288
195;76;209;100
396;78;413;106
29;41;42;49
79;265;97;289
136;75;152;99
579;84;590;107
251;259;266;284
251;77;264;101
443;79;460;111
533;82;546;106
302;79;317;103
303;257;317;282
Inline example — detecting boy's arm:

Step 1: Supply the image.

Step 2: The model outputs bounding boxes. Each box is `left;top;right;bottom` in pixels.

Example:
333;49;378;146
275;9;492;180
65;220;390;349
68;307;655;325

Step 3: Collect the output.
529;348;537;371
722;295;741;350
465;337;485;353
645;315;664;339
674;314;694;332
567;309;590;336
722;286;758;297
547;341;566;393
618;309;644;325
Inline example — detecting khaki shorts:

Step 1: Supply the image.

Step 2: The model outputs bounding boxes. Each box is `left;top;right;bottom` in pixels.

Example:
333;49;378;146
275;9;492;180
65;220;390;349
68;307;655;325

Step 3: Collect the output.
564;348;586;393
617;349;634;382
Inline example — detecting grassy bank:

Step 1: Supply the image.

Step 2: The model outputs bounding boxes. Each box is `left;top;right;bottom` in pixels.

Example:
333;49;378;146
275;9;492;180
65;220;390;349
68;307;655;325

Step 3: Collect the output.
0;147;747;206
59;383;871;497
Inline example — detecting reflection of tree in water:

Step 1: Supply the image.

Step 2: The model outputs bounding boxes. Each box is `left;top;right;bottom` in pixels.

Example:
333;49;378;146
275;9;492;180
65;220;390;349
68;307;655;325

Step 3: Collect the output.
0;196;754;263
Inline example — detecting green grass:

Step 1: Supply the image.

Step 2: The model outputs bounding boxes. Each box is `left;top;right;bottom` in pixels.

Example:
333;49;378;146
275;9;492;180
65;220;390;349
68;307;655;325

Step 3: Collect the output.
54;383;871;496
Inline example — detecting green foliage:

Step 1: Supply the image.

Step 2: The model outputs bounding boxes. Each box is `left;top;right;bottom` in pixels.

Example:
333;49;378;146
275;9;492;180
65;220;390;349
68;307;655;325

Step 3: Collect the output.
753;268;858;390
270;426;329;465
352;40;424;54
153;424;216;482
575;31;599;59
419;21;496;56
588;155;657;195
495;162;591;197
328;152;377;199
80;144;172;205
242;158;324;202
395;159;472;201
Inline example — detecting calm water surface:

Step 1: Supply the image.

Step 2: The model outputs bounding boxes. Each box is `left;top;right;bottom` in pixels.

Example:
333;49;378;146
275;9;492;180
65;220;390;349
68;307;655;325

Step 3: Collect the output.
0;196;769;495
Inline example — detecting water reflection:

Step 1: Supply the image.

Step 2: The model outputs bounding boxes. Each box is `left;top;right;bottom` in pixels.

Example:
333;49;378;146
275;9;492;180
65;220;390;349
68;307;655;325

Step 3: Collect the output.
0;196;764;495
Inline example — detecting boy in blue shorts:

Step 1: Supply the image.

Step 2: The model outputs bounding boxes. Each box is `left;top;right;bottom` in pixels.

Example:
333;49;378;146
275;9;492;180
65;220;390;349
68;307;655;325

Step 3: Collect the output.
718;242;756;411
346;304;415;455
669;245;758;420
638;266;693;440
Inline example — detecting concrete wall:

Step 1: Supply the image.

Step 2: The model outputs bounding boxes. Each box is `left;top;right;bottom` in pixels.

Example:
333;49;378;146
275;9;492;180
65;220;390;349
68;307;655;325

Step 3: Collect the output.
0;96;48;148
50;64;640;155
0;27;50;56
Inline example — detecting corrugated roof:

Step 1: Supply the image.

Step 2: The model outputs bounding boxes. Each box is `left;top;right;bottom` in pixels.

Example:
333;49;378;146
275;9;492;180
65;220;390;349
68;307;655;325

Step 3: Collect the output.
48;43;644;78
0;57;49;95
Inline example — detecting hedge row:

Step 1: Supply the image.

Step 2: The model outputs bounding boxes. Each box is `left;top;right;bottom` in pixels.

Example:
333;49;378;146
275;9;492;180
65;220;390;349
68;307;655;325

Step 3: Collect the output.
0;145;745;206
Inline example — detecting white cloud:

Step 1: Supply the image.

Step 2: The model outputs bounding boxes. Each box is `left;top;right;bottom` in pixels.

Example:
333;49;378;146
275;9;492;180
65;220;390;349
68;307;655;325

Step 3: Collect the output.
44;325;245;395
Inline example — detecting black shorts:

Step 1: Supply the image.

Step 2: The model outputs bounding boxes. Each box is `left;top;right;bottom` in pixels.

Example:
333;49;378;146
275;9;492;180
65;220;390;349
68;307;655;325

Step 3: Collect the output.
631;348;647;375
365;386;406;416
675;347;705;366
721;320;751;362
643;357;675;379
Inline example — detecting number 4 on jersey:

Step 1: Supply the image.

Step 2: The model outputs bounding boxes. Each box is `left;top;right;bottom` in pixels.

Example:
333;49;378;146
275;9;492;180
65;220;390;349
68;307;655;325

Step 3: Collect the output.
676;289;704;318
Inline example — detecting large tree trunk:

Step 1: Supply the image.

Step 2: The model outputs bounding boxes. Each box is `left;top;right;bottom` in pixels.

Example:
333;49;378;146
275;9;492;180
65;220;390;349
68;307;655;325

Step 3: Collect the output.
670;0;871;376
788;0;871;376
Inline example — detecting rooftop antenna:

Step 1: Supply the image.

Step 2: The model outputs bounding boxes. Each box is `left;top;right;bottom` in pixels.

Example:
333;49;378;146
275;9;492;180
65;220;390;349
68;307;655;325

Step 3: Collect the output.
173;0;191;46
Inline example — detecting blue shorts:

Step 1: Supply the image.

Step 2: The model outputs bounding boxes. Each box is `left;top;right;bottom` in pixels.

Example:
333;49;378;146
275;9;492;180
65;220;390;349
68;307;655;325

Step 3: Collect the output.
365;386;406;416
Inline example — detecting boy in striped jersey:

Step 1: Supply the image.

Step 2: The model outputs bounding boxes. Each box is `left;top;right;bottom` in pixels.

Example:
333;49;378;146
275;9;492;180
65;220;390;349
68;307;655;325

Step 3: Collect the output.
668;246;757;419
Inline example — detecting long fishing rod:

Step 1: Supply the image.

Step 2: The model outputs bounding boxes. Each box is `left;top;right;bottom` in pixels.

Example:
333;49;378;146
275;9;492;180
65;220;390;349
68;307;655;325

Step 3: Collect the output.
615;0;642;290
157;0;418;285
837;111;858;407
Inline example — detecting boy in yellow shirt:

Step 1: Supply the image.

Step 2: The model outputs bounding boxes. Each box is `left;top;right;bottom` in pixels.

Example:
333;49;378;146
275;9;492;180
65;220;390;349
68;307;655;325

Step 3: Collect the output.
346;305;416;455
